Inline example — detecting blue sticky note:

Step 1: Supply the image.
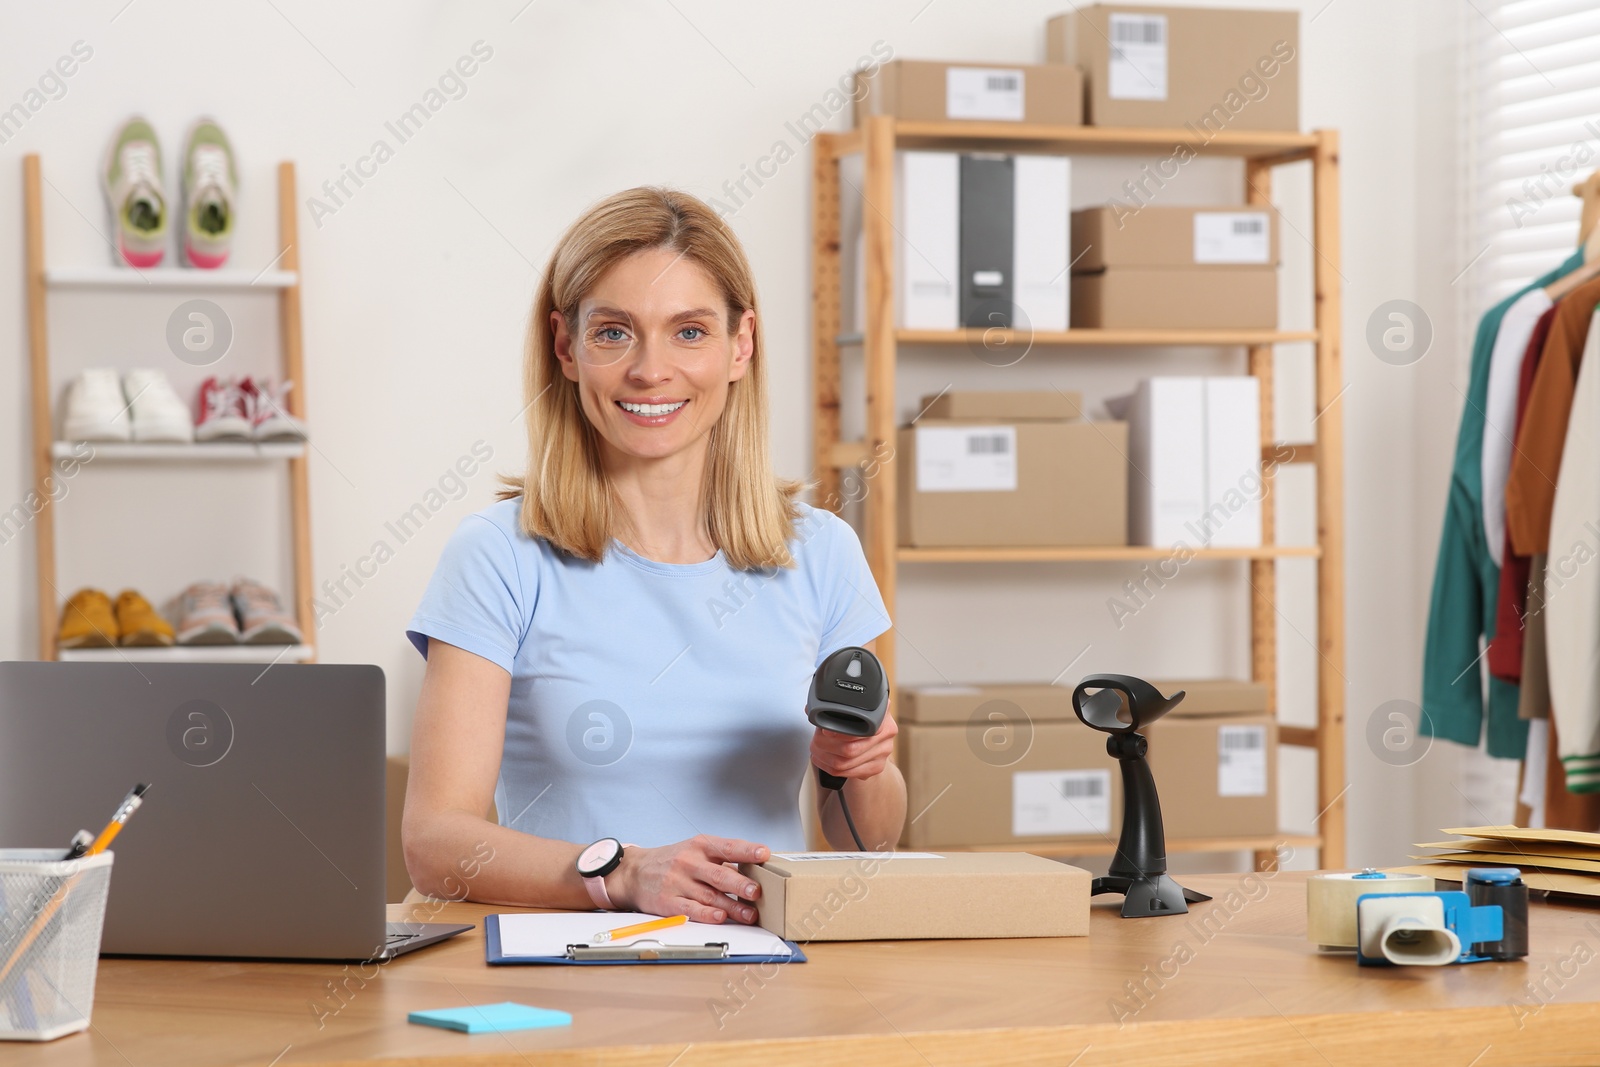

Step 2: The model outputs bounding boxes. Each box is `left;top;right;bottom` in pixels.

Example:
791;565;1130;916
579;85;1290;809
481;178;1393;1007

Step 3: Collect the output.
408;1001;573;1034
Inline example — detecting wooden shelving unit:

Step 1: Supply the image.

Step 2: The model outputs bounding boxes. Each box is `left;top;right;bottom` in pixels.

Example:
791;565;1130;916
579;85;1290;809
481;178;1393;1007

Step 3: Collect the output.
811;118;1345;868
23;155;316;663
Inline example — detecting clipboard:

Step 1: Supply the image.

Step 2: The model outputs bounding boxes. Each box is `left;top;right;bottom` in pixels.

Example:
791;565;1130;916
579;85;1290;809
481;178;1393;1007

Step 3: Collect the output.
484;914;805;966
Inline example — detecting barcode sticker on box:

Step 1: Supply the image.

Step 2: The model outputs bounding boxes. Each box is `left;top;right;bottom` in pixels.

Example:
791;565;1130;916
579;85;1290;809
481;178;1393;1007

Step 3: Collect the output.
946;67;1025;121
1013;769;1112;836
1107;13;1167;101
1218;725;1268;797
1194;212;1271;264
916;425;1017;492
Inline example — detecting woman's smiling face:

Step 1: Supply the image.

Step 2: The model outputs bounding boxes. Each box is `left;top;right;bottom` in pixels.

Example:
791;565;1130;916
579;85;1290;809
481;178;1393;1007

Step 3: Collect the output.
554;246;755;466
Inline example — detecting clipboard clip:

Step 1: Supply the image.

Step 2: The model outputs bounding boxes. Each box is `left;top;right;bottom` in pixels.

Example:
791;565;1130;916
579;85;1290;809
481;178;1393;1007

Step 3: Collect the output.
565;940;730;961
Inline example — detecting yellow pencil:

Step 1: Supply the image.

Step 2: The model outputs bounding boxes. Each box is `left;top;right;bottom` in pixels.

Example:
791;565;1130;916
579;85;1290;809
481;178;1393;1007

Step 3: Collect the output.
82;783;150;858
592;914;688;943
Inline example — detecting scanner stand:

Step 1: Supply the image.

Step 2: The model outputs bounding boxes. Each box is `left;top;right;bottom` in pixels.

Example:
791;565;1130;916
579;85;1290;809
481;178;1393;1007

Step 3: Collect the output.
1090;731;1212;918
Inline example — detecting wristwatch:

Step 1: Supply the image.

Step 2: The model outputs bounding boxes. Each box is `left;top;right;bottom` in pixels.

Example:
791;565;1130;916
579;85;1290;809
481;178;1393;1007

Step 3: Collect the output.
576;837;625;909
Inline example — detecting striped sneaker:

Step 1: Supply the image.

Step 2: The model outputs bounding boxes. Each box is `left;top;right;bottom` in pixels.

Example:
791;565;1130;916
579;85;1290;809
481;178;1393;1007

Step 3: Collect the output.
231;578;302;645
102;116;168;267
175;581;240;645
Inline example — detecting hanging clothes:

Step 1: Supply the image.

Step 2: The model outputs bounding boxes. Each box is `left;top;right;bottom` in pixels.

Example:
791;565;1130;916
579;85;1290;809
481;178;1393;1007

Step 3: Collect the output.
1422;249;1583;760
1520;718;1548;828
1489;304;1558;684
1505;273;1600;555
1483;289;1554;567
1517;555;1551;720
1546;307;1600;792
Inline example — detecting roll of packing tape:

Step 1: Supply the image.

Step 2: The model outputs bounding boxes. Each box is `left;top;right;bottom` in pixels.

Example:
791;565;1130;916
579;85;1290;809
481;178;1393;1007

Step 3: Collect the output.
1307;870;1434;950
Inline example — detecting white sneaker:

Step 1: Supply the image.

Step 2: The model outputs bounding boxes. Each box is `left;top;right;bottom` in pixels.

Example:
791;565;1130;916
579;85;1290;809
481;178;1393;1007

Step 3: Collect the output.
123;369;194;443
62;369;133;441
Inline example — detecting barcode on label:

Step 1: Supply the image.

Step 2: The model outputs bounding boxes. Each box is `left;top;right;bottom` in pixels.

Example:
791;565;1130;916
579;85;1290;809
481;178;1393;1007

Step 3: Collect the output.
1217;724;1268;797
1057;776;1105;798
986;74;1019;92
966;433;1011;455
1112;15;1165;44
1014;768;1111;835
1194;212;1270;264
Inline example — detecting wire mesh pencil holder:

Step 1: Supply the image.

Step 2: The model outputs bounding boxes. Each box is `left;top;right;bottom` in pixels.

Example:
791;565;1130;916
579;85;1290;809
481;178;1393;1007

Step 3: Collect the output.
0;849;115;1041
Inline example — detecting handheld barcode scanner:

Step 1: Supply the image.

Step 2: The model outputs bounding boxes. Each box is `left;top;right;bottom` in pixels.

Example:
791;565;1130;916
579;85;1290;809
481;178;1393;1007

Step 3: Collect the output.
806;647;889;851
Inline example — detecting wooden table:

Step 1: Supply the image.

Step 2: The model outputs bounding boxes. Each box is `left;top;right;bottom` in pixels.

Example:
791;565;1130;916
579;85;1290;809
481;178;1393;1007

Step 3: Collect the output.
11;871;1600;1066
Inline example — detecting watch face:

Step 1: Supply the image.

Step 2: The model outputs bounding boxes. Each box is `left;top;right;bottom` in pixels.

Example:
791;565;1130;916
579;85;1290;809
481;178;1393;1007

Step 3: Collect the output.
577;837;622;877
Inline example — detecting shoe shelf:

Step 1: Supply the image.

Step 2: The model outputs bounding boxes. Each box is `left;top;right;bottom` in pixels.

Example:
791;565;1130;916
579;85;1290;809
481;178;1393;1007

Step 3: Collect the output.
45;266;298;289
57;644;314;664
51;441;306;461
24;155;318;663
812;117;1346;869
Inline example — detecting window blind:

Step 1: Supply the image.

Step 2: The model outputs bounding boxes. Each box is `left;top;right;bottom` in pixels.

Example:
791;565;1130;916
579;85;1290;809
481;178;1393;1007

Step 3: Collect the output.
1463;0;1600;313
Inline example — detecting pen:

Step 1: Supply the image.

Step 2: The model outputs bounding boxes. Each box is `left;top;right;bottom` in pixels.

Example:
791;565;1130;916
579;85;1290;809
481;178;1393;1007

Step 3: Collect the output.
60;829;92;862
74;782;150;859
592;914;688;943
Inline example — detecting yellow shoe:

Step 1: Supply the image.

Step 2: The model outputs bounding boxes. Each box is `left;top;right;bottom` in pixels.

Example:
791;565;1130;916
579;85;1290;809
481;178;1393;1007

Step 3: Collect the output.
115;589;175;647
58;588;118;648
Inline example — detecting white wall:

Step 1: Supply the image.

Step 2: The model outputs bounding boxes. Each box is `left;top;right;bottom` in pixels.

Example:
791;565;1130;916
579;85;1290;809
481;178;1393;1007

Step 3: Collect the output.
0;0;1505;866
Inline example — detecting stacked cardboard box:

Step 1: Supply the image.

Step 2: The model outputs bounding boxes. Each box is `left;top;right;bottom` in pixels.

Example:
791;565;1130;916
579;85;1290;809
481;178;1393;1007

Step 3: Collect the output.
896;679;1276;848
1070;204;1278;329
1146;680;1278;839
1046;5;1299;131
855;59;1083;127
897;684;1117;849
896;391;1127;547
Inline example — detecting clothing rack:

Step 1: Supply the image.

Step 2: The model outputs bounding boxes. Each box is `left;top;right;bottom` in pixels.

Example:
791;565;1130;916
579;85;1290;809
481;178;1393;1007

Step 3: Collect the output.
1429;168;1600;832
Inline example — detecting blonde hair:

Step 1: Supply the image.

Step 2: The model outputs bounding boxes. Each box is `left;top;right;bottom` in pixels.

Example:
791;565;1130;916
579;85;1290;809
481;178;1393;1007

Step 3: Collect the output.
500;187;803;570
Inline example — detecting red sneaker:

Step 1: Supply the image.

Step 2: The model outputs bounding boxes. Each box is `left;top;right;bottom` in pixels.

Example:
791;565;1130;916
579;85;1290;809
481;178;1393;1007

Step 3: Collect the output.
195;376;250;441
239;376;307;441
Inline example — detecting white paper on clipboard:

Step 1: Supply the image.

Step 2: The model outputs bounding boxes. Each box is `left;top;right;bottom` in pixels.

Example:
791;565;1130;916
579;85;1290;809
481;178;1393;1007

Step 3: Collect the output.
494;911;793;958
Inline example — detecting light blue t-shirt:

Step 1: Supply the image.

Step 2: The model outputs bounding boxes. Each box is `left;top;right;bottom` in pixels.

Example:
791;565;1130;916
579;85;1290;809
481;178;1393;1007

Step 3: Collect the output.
406;498;892;852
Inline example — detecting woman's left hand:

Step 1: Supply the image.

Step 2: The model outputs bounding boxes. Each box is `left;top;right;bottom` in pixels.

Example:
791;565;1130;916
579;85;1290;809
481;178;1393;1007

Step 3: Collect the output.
810;701;898;781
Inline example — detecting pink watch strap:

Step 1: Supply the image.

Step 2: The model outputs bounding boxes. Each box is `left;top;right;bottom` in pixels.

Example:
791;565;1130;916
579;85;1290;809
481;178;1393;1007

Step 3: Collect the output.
582;842;635;910
582;872;615;909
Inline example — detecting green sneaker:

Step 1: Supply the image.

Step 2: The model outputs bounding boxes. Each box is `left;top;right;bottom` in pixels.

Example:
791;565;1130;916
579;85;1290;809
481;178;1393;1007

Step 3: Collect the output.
101;115;168;267
181;117;236;268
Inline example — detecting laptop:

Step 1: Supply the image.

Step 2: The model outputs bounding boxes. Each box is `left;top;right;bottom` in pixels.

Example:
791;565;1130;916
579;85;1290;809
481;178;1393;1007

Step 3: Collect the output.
0;661;471;961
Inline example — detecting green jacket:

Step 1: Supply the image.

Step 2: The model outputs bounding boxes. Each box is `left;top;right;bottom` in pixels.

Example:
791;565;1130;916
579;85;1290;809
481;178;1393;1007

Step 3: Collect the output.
1422;250;1583;759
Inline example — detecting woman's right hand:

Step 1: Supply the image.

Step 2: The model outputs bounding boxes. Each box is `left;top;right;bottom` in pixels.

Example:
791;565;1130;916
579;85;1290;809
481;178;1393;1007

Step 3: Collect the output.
609;834;770;924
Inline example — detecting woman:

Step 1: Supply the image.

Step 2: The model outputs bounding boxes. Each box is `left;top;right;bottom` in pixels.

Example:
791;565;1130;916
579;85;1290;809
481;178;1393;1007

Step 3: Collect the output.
402;187;905;924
